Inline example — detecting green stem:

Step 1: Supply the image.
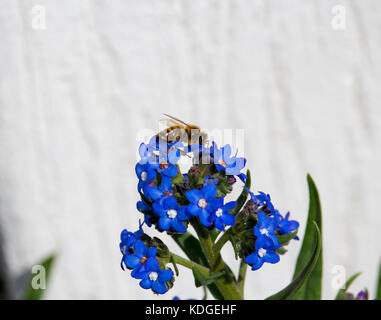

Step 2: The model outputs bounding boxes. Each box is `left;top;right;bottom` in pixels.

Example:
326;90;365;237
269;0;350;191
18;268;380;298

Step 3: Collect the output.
213;228;233;253
191;218;243;300
237;260;247;296
170;253;210;275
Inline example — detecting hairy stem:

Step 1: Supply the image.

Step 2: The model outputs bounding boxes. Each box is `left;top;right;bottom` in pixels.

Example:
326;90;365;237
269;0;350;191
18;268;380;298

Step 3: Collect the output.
191;218;243;300
237;260;247;296
170;253;210;275
213;228;233;253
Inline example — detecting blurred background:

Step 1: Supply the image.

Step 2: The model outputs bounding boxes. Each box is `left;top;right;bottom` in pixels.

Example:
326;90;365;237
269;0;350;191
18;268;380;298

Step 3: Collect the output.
0;0;380;299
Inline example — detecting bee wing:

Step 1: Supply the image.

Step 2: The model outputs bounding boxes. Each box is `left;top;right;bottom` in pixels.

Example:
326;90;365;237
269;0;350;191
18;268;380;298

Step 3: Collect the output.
159;118;181;129
163;114;191;127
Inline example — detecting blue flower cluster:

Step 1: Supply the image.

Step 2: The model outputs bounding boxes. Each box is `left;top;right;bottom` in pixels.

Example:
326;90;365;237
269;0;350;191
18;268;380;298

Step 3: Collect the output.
136;138;246;233
120;131;300;295
119;225;174;294
243;190;299;270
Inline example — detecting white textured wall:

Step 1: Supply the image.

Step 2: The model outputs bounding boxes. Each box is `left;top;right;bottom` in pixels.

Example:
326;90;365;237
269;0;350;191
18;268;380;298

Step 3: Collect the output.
0;0;380;299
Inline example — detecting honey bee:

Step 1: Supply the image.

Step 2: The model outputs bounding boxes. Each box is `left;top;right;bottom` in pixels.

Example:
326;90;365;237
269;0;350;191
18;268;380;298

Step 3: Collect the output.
157;114;208;147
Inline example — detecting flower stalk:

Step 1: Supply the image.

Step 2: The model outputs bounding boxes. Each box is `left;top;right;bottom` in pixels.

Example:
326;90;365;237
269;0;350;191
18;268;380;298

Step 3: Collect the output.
191;219;243;300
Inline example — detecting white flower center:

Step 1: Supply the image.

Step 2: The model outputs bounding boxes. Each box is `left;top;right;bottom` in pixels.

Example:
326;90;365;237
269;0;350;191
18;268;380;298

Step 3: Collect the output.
140;171;147;181
258;248;267;258
149;271;158;281
260;228;269;236
215;208;223;217
167;209;177;219
198;199;207;208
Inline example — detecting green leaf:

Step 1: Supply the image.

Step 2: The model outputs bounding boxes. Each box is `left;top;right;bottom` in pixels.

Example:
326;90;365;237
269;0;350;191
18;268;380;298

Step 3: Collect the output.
275;247;288;255
192;267;205;288
265;222;321;300
276;230;298;245
202;286;208;300
376;261;381;300
171;233;224;300
172;232;208;266
170;255;179;276
22;253;56;300
291;174;323;300
231;169;251;216
335;272;362;300
229;234;239;260
191;267;224;288
210;229;220;242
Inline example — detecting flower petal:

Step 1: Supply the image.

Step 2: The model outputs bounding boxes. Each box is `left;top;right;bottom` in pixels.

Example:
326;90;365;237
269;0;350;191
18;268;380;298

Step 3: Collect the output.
147;247;157;257
187;204;201;216
152;281;167;294
185;190;203;203
163;196;178;210
158;269;174;283
125;254;140;269
131;263;148;279
163;163;178;177
214;219;225;231
153;203;166;217
135;163;144;177
172;219;187;233
222;144;232;159
221;213;235;226
159;216;171;230
251;257;264;270
245;252;258;265
199;209;212;227
146;257;160;271
177;206;190;220
145;186;162;201
134;240;146;257
223;201;236;212
202;184;217;199
206;198;219;212
140;277;152;289
160;177;173;193
263;252;280;264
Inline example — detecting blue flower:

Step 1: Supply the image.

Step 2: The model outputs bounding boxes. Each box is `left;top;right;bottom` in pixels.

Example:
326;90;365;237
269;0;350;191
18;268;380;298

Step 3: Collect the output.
124;240;173;294
139;264;174;295
254;212;279;246
274;211;299;239
209;198;236;231
185;184;219;227
124;240;158;279
255;191;275;213
143;177;173;202
153;196;189;233
356;290;368;300
210;142;246;176
137;201;153;227
245;236;280;270
137;136;164;165
156;160;178;179
138;136;181;165
119;226;144;270
245;187;275;213
135;162;157;191
137;200;151;213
